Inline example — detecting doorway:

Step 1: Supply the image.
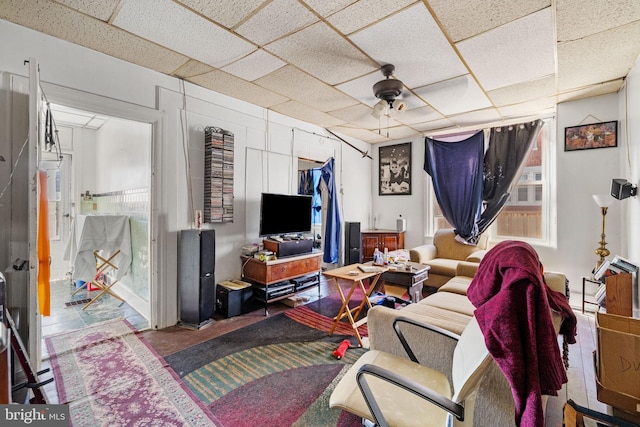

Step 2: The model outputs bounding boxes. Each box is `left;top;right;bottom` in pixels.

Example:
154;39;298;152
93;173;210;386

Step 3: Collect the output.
41;104;151;336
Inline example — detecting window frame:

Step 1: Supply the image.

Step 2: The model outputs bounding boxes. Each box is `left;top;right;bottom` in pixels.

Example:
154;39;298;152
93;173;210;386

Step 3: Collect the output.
423;118;557;247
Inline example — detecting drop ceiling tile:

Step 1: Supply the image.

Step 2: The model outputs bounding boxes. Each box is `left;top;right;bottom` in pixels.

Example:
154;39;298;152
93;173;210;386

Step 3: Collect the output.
304;0;355;17
414;75;492;115
488;76;556;107
328;103;401;129
496;97;556;119
0;0;190;74
176;0;265;29
557;0;640;42
457;8;555;91
558;22;640;91
270;101;347;127
349;3;468;88
188;70;289;108
172;60;215;78
326;0;415;35
235;0;318;45
381;125;421;140
113;0;255;68
222;49;286;81
328;126;390;143
266;22;378;85
448;108;502;127
54;0;121;21
413;118;457;133
557;80;624;103
255;66;359;111
428;0;549;42
395;106;443;125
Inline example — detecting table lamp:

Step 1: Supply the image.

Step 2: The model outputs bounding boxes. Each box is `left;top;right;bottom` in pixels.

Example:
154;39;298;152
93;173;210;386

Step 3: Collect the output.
592;194;613;270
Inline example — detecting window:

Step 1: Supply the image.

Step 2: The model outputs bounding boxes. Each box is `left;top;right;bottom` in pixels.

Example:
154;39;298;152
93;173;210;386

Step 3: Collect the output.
426;119;555;245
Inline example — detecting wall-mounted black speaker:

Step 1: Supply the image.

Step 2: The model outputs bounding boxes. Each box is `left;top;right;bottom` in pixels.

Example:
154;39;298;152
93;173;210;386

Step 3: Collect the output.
345;222;361;264
611;178;637;200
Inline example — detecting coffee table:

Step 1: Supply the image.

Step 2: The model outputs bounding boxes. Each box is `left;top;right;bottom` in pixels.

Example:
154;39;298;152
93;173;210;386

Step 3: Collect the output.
322;264;388;347
377;261;430;303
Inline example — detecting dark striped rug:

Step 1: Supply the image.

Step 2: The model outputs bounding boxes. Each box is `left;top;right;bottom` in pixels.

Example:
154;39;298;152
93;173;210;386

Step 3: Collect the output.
166;311;366;427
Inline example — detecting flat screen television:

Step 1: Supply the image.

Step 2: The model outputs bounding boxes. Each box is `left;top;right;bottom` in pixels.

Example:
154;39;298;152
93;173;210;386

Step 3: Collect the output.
259;193;312;237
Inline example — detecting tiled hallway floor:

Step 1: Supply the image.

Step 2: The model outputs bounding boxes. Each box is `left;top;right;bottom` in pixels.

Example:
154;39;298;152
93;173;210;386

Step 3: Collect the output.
41;279;148;338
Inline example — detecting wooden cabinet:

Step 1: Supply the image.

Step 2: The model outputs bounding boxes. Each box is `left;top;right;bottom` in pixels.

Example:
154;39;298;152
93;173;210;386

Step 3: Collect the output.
361;230;405;262
241;251;322;315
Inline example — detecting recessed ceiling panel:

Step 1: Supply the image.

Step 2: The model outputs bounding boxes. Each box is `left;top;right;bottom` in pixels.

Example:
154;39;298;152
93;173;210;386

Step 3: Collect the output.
428;0;550;42
113;0;256;68
172;60;216;79
457;8;555;91
557;0;640;42
255;66;359;111
222;49;286;82
236;0;318;45
266;22;378;85
413;118;457;134
414;75;492;115
349;3;468;89
177;0;265;29
497;97;556;119
326;0;416;35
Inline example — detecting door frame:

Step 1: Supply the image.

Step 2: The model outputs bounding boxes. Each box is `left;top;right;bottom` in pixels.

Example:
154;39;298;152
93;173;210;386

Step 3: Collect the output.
36;81;164;336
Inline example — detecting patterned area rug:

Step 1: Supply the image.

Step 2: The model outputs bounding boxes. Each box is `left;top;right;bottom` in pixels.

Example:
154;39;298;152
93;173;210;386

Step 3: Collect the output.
45;318;220;426
166;309;367;427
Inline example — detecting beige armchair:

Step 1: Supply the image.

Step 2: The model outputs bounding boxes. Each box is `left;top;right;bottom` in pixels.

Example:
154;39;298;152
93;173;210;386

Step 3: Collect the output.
409;229;488;288
329;316;492;427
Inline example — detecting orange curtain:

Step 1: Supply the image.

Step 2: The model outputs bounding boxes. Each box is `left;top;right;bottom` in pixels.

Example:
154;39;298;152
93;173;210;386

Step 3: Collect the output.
37;170;50;316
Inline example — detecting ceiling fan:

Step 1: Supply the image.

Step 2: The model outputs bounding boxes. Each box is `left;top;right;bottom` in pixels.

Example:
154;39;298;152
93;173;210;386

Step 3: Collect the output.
372;64;406;118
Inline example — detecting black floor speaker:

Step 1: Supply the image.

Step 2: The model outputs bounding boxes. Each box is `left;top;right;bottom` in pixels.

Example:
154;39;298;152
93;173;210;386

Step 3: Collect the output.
177;229;215;329
345;222;361;264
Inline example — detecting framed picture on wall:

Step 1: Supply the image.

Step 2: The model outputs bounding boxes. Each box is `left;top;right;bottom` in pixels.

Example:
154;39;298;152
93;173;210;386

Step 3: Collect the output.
564;121;617;151
379;142;411;195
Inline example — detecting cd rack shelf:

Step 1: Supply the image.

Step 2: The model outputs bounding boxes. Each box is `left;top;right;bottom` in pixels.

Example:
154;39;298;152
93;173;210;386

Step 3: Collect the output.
204;126;234;223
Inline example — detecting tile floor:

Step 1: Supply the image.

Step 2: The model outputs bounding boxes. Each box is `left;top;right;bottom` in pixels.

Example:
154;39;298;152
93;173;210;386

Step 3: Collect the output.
41;279;149;338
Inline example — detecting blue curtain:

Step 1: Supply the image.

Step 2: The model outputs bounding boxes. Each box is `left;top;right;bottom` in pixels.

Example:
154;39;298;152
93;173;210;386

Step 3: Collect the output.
319;158;341;263
424;131;484;243
298;169;322;225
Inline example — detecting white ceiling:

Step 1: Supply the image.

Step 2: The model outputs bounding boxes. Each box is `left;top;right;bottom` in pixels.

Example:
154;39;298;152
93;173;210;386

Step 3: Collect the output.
3;0;640;143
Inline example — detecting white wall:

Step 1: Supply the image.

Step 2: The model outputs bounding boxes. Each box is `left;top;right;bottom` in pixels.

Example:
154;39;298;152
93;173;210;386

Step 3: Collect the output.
0;19;372;328
95;118;151;192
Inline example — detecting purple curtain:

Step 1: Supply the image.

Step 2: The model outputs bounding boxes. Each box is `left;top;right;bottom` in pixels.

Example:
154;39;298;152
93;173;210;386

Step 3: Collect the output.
424;131;484;243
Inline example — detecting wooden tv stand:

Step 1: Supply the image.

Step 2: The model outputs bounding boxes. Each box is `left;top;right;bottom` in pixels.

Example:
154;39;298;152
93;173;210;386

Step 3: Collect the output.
241;251;322;315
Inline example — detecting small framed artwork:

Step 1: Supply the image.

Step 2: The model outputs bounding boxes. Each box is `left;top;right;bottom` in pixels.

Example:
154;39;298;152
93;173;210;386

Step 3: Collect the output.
564;121;617;151
379;142;411;195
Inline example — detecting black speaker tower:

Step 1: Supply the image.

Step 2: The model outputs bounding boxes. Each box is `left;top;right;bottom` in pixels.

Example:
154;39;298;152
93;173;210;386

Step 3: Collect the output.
345;222;361;264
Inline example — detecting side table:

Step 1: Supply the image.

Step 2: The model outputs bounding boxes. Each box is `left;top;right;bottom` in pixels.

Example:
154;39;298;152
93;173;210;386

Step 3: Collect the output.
378;262;430;303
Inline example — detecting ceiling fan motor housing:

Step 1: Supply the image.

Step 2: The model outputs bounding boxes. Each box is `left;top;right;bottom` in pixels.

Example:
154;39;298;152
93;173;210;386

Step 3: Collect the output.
373;63;403;102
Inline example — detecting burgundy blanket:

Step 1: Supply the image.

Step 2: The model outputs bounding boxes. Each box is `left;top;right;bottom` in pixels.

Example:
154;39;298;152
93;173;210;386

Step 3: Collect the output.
467;241;576;427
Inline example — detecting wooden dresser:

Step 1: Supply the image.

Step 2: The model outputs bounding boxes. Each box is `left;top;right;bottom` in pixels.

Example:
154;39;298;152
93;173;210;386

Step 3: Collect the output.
361;230;405;262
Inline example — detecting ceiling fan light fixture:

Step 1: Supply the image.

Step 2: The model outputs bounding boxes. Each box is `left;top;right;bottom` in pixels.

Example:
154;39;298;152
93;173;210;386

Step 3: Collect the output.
372;100;387;118
392;99;407;112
